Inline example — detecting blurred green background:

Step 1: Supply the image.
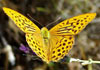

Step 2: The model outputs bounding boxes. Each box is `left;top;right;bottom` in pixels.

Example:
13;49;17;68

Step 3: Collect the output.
0;0;100;70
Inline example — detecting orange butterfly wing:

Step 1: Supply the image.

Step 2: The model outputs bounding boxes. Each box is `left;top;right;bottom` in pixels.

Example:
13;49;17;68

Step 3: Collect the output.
3;7;40;34
49;13;96;62
50;13;96;36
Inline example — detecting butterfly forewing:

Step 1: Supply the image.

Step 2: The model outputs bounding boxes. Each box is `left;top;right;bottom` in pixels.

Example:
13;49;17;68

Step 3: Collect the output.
50;13;96;36
3;7;40;33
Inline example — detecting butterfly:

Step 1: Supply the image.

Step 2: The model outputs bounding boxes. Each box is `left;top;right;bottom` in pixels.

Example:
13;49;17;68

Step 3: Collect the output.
3;7;96;63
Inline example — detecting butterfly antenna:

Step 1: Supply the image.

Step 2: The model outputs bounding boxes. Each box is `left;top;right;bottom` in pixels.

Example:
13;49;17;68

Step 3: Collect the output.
27;14;43;27
46;17;62;27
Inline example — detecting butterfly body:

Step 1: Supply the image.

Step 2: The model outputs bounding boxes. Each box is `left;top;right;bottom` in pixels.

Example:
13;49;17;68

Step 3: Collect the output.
41;27;51;63
3;7;96;63
41;27;50;45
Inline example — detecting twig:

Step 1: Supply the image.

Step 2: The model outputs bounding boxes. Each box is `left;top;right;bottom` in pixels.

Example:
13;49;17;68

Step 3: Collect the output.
69;58;100;65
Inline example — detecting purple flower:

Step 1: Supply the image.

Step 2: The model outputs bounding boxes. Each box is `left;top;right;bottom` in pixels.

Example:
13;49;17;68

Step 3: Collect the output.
19;44;30;53
19;44;36;55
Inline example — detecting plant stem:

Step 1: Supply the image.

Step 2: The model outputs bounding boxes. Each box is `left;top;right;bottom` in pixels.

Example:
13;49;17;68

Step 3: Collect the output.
69;58;100;65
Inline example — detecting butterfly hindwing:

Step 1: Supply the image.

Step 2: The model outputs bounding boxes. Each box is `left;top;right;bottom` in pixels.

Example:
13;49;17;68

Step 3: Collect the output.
25;33;48;62
49;35;74;62
50;13;96;36
3;7;40;33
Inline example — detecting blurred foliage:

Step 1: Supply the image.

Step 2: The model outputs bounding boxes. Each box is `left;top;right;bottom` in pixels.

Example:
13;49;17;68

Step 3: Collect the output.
0;0;100;70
